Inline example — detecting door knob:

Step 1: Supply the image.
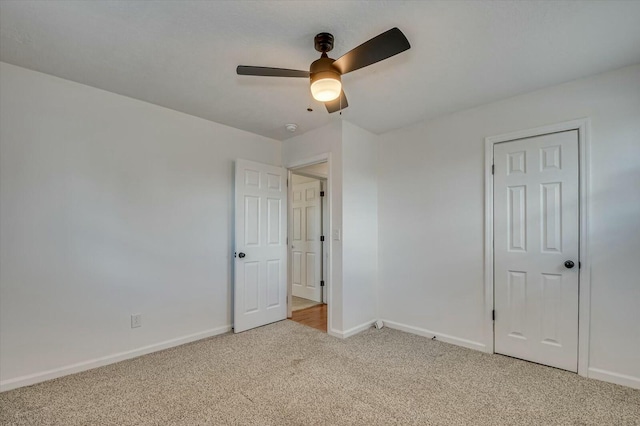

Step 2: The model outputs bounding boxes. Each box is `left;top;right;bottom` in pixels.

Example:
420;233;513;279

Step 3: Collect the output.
564;260;575;269
238;252;246;259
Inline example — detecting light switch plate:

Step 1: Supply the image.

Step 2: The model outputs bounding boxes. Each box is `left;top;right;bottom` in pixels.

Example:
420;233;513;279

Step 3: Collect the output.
332;228;341;241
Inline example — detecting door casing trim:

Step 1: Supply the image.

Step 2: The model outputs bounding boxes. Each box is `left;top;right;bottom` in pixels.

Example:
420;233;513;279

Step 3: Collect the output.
484;118;591;377
286;153;332;334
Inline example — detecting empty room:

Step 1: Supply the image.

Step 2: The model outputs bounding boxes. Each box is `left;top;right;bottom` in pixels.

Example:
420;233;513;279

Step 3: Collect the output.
1;1;639;425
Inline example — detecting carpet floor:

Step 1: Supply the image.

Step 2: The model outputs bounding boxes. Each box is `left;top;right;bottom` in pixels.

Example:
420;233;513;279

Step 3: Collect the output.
291;296;321;312
1;321;638;425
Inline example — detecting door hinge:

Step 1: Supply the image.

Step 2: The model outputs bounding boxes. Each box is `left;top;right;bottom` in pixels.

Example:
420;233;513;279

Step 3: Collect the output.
579;261;581;269
492;310;495;321
320;235;325;242
320;191;325;197
491;164;495;175
320;280;325;287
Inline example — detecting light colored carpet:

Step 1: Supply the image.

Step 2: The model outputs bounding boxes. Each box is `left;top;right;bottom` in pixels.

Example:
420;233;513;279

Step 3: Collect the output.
1;320;639;425
291;296;321;311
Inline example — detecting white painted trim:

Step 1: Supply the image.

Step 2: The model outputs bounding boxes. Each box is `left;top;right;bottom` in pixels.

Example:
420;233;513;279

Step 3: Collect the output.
286;168;294;319
327;328;344;339
286;153;333;333
484;118;592;376
0;325;231;392
577;120;592;378
483;136;495;354
382;320;487;352
588;368;640;390
287;153;329;170
343;320;375;338
328;320;375;339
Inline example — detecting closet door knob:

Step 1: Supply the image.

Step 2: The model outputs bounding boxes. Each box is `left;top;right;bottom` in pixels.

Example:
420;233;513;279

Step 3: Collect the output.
564;260;575;269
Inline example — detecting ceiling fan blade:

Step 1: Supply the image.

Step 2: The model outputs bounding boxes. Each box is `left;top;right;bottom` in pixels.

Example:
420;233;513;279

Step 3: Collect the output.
236;66;310;78
332;28;410;75
325;90;348;113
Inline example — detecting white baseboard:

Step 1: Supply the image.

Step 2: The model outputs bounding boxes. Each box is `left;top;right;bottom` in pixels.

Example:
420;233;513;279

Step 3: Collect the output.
328;320;375;339
381;320;487;352
588;367;640;390
328;328;343;338
0;325;231;392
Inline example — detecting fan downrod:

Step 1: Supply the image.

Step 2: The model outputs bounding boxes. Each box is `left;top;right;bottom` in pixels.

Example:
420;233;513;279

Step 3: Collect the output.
314;33;334;53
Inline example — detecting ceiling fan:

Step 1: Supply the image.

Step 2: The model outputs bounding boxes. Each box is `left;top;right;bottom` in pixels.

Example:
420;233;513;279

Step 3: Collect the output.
236;28;411;113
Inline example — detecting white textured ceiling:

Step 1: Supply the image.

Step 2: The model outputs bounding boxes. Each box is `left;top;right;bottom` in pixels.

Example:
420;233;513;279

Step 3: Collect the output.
2;1;640;141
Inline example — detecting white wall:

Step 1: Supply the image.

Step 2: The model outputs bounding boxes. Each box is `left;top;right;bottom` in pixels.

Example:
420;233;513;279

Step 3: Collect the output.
0;63;281;390
341;122;378;334
378;64;640;388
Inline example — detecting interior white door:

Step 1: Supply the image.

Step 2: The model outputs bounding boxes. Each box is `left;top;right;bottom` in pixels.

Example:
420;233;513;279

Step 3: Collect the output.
234;159;287;333
291;180;322;302
494;130;579;372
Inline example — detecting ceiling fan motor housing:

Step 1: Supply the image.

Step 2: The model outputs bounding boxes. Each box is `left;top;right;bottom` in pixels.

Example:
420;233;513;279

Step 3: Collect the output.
309;55;341;85
314;32;334;53
311;32;340;85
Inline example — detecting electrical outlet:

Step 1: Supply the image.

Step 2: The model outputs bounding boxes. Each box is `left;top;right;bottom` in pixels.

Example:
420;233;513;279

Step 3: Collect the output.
131;314;142;328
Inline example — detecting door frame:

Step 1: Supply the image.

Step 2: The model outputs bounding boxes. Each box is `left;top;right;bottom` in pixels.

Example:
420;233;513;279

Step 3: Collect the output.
484;118;591;377
286;153;332;331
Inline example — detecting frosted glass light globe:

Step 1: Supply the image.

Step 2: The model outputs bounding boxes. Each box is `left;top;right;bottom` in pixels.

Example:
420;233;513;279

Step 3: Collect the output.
310;77;342;102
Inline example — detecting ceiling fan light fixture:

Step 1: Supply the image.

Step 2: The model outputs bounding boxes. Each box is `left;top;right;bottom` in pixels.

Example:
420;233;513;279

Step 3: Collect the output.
310;74;342;102
237;28;411;113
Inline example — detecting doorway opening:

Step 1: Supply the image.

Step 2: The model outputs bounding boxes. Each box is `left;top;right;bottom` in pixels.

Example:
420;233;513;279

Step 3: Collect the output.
233;155;333;336
288;161;329;333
